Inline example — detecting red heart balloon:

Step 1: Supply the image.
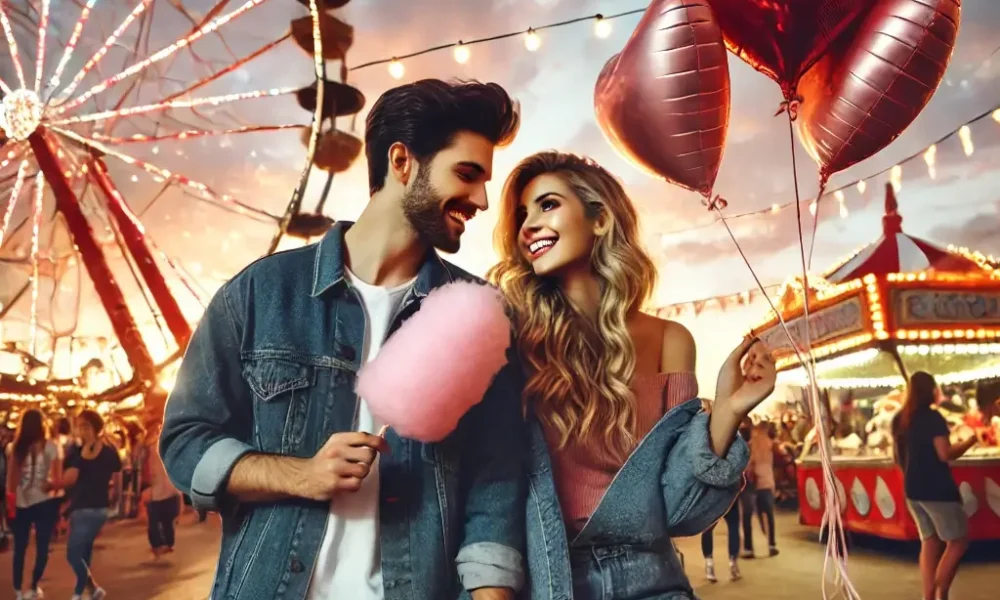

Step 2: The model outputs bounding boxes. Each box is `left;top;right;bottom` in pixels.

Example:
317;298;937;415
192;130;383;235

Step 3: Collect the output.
797;0;960;179
708;0;870;99
594;0;731;197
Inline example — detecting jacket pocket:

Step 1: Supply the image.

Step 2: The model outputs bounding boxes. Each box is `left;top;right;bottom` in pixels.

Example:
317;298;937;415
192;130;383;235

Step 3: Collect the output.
243;357;314;454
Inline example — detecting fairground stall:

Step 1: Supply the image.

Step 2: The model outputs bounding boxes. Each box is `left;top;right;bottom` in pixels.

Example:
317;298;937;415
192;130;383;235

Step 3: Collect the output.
753;184;1000;541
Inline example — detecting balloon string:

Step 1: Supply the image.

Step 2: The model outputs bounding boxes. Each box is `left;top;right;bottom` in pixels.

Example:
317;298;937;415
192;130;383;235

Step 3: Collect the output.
807;180;828;270
785;111;859;600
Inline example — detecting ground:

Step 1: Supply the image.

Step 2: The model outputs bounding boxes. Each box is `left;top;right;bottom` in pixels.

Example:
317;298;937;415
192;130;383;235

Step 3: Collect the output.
0;510;997;599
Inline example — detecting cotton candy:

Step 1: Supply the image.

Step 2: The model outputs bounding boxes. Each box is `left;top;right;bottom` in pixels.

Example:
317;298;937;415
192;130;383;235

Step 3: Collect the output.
357;281;511;442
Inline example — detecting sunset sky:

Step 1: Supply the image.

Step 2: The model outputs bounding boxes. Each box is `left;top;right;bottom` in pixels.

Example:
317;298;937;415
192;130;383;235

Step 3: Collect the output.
1;0;999;381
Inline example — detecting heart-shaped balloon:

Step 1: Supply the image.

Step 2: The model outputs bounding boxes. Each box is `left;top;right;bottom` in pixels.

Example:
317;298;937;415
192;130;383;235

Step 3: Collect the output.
594;0;730;197
797;0;960;179
708;0;870;99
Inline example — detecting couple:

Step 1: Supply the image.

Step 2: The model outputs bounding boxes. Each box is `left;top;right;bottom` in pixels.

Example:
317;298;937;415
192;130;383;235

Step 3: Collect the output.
160;78;776;600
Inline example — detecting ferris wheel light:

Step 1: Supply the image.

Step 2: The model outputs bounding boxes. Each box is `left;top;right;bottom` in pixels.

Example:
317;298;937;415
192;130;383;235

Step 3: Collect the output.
525;29;541;51
453;42;470;64
388;59;405;79
0;89;44;141
594;16;612;38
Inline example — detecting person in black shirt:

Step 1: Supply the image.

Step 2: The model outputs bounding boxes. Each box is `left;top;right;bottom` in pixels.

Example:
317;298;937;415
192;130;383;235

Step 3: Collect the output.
62;410;121;600
891;372;978;600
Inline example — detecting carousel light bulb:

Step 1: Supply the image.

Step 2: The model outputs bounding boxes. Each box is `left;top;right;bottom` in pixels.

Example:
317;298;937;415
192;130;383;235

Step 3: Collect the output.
525;29;541;51
857;179;866;194
453;42;470;64
594;16;612;38
388;59;404;79
890;165;902;192
923;144;937;179
0;89;44;141
993;109;1000;123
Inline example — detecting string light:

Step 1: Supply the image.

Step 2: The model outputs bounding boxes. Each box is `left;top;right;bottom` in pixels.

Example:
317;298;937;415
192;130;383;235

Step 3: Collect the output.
857;180;866;194
0;6;27;89
923;144;936;179
388;59;404;79
958;125;974;156
0;160;29;248
29;172;44;356
525;28;542;51
993;109;1000;124
47;0;98;91
594;15;612;38
836;190;848;218
453;42;470;64
351;8;646;74
889;164;902;192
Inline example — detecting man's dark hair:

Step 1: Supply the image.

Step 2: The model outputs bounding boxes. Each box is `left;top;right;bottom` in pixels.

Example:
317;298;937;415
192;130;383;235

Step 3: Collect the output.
365;79;520;195
78;409;104;433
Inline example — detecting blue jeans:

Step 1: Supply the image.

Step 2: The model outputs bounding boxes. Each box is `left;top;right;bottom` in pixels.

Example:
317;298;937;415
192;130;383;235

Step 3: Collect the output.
12;499;59;591
67;508;108;594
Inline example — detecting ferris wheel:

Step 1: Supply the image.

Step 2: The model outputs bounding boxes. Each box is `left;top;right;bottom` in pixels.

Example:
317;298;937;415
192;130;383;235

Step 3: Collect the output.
0;0;365;421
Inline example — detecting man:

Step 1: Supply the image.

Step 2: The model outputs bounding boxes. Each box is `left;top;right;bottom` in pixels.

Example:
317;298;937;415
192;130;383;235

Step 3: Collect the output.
160;79;525;600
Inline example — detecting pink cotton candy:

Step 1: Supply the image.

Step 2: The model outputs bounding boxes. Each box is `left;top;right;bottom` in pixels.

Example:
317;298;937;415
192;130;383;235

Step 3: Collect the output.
357;281;511;442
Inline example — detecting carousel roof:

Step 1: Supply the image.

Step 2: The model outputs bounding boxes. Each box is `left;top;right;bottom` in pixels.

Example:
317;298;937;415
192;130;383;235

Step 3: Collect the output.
824;183;985;284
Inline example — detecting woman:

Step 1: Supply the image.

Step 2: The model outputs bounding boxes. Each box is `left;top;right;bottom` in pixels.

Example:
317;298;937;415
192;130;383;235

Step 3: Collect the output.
63;409;122;600
745;421;779;557
6;409;62;600
892;372;978;600
489;151;776;599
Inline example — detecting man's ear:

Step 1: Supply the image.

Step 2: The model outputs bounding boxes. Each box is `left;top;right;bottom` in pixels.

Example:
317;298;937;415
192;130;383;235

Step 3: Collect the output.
388;142;412;186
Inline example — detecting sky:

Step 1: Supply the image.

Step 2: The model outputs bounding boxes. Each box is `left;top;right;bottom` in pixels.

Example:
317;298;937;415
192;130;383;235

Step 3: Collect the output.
1;0;999;381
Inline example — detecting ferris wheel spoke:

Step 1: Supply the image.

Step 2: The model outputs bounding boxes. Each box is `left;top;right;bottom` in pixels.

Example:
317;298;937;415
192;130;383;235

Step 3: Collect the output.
161;32;291;105
0;161;31;250
55;0;274;116
0;6;27;90
52;126;280;223
90;123;307;144
34;0;53;93
29;172;45;355
50;86;298;126
50;0;153;106
46;0;99;98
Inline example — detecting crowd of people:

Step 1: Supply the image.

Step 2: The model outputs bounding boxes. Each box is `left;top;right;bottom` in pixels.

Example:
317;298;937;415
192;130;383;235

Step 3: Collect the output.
2;408;189;600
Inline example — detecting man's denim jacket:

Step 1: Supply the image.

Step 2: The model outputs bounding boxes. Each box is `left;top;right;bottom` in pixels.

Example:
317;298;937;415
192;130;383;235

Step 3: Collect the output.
160;222;527;600
521;400;749;599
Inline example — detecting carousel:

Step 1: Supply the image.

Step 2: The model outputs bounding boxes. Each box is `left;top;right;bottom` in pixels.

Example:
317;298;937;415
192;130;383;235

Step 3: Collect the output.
754;183;1000;542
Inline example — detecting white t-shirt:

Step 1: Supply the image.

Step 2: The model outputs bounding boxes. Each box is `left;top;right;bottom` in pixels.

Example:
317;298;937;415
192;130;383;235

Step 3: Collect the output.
14;440;61;508
306;268;414;600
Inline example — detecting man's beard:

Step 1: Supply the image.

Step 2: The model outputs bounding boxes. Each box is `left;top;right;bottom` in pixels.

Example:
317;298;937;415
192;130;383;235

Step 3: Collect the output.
402;167;460;253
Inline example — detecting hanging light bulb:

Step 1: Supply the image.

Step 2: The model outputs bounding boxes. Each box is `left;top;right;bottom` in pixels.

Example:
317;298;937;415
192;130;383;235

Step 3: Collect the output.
993;109;1000;124
890;165;902;192
594;15;612;38
525;29;541;51
923;144;937;179
809;200;817;216
836;191;848;218
453;42;470;64
958;125;974;156
857;179;866;194
388;59;405;80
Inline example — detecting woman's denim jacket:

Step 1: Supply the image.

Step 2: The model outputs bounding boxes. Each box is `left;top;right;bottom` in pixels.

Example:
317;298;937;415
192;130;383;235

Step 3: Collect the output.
160;222;526;599
522;399;749;599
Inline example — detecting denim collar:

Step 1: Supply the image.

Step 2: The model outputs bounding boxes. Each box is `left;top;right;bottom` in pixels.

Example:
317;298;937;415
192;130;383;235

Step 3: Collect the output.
310;220;454;298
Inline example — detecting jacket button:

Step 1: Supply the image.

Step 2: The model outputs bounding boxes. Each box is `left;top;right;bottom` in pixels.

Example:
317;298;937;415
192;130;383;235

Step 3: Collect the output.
290;556;304;573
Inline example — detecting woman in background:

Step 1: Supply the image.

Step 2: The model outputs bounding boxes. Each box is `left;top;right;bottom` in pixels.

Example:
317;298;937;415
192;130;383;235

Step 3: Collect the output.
490;151;776;599
63;409;122;600
6;409;63;600
144;424;182;558
892;371;978;600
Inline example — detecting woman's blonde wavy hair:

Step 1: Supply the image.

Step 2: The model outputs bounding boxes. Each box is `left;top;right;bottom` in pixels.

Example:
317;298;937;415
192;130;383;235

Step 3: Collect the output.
488;151;657;462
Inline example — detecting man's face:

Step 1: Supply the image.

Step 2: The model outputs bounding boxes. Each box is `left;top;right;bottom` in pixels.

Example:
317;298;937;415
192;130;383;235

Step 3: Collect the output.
402;131;495;253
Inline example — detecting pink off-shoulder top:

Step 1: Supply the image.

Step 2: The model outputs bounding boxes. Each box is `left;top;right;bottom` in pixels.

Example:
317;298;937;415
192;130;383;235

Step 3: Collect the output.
541;371;699;532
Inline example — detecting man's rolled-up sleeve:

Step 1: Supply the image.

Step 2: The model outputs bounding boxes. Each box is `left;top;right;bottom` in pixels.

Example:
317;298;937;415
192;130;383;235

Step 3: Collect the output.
159;282;254;513
455;348;527;593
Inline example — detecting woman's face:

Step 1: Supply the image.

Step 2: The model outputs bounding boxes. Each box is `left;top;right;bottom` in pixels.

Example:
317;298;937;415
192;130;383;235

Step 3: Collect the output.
77;420;97;443
516;173;598;277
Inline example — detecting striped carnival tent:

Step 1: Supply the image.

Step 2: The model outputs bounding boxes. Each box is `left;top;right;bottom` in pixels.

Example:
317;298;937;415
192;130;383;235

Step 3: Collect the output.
825;183;986;283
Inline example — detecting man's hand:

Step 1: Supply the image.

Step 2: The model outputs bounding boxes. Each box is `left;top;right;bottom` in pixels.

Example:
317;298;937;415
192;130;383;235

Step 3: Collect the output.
297;432;390;502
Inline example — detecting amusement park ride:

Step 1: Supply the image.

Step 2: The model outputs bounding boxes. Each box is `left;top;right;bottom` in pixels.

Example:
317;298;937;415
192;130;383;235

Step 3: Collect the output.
0;0;365;425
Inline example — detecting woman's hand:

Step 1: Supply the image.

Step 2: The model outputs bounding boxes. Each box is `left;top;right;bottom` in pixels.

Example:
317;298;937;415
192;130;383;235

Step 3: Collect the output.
715;336;776;417
708;337;777;457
